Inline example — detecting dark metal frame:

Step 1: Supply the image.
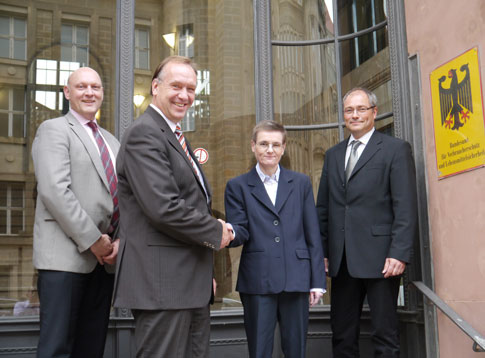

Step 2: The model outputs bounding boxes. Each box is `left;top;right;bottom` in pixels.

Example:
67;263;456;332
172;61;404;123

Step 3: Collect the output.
412;281;485;353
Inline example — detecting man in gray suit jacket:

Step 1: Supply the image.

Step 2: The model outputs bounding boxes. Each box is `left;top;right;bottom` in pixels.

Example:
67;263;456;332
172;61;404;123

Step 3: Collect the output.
113;56;233;357
316;87;418;357
32;67;120;358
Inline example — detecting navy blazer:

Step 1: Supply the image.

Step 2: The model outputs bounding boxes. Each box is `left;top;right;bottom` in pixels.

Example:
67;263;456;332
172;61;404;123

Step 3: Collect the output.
224;166;326;294
316;130;418;278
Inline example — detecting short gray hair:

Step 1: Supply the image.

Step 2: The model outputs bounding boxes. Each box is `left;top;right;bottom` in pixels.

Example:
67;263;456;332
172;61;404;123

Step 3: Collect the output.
343;87;378;107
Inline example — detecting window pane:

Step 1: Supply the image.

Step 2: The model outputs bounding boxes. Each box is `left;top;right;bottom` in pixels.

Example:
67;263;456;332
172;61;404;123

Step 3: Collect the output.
340;34;389;82
10;210;23;234
138;29;148;48
10;184;23;208
0;210;6;234
0;113;8;137
0;16;8;35
271;0;335;41
0;88;8;109
76;26;88;45
0;38;9;58
13;18;25;37
61;45;72;62
46;60;57;70
273;43;338;126
13;39;26;60
77;47;88;65
35;91;57;110
138;50;148;69
46;69;57;85
0;183;6;206
12;88;24;111
338;0;387;35
12;114;24;137
61;24;72;43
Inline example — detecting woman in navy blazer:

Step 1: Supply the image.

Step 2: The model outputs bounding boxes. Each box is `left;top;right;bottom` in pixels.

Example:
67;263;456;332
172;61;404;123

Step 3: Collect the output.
225;120;326;358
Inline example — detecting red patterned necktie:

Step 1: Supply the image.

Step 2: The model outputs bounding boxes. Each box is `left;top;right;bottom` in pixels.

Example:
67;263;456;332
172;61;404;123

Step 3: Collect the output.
87;121;119;233
174;125;198;172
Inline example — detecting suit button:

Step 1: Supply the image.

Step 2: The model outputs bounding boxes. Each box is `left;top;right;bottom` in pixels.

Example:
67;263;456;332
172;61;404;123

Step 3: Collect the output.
273;220;279;226
274;237;280;243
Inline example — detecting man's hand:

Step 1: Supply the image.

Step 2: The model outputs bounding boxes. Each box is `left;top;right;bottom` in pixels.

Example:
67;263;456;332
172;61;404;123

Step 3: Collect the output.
90;234;113;265
324;258;329;274
382;258;406;278
309;291;323;307
102;238;119;265
218;219;234;249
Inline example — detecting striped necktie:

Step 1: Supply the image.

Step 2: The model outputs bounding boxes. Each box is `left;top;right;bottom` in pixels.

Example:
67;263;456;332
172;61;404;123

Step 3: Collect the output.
174;125;198;172
87;121;119;233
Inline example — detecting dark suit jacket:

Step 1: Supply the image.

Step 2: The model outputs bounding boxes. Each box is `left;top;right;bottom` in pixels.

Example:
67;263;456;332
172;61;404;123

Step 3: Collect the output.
113;106;222;310
316;130;418;278
225;166;326;294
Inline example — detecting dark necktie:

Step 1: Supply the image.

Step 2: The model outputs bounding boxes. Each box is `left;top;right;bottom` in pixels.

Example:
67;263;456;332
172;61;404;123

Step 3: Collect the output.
87;121;119;233
174;125;198;173
345;140;362;182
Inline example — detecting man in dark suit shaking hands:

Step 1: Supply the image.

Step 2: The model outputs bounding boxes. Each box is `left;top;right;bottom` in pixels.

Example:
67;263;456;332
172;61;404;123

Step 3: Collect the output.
225;120;326;357
113;56;234;357
316;87;418;357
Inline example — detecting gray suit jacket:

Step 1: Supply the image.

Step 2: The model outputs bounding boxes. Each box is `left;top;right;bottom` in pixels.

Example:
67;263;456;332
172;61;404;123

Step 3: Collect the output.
32;112;120;274
113;106;222;310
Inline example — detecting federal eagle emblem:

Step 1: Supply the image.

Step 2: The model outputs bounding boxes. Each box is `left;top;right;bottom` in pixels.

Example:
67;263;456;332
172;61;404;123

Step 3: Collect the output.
438;63;473;130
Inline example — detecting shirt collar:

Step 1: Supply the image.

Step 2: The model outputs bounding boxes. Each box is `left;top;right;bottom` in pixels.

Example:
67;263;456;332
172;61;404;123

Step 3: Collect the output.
70;109;98;127
348;127;375;147
256;163;280;183
150;103;178;133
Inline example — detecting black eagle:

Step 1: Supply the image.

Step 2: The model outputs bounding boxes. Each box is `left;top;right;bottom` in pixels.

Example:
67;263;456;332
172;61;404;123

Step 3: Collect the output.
438;63;473;130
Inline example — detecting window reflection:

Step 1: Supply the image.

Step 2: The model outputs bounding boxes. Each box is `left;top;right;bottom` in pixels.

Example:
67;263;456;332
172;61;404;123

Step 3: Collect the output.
0;0;116;317
273;44;338;126
271;0;334;41
338;0;387;35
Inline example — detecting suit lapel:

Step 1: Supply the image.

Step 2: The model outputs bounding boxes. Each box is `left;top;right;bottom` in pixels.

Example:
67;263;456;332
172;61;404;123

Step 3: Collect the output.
274;167;293;213
248;168;278;216
348;130;382;181
335;139;348;184
66;112;110;191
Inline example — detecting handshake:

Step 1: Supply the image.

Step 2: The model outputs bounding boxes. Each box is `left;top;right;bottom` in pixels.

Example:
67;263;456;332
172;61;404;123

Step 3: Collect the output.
218;219;235;249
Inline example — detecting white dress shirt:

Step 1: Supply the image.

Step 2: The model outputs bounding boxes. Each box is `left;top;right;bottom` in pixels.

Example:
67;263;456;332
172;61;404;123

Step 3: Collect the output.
70;109;117;170
345;127;375;168
255;163;279;206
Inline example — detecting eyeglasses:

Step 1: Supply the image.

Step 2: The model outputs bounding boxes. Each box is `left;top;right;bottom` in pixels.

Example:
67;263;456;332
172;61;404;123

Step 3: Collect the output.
256;142;284;151
343;106;375;115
